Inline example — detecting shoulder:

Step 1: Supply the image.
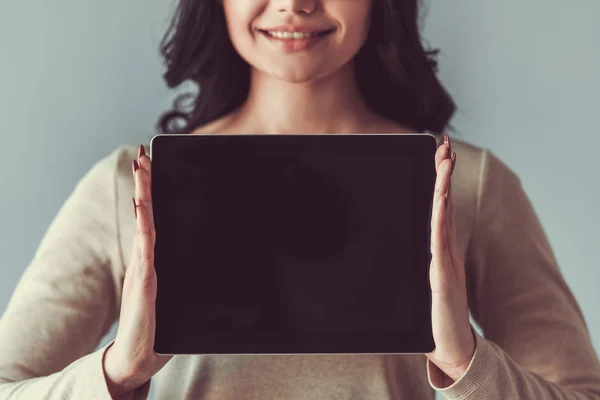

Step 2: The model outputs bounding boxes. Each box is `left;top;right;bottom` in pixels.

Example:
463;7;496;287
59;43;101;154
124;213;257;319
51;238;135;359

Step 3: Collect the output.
436;134;520;190
69;145;136;204
444;136;522;206
429;133;489;192
444;137;526;243
83;143;147;212
108;142;149;181
436;135;522;251
85;144;141;180
109;144;149;210
98;144;148;264
77;144;142;222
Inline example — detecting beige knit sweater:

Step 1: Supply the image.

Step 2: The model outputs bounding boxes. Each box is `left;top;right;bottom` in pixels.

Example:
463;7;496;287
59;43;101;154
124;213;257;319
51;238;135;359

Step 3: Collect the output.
1;137;599;400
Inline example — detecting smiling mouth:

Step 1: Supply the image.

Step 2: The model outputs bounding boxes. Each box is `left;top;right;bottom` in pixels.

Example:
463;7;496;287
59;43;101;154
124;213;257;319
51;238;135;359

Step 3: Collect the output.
258;29;335;39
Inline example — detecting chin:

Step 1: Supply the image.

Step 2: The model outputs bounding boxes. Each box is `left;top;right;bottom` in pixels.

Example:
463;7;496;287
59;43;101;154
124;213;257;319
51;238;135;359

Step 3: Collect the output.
273;71;324;84
260;64;339;84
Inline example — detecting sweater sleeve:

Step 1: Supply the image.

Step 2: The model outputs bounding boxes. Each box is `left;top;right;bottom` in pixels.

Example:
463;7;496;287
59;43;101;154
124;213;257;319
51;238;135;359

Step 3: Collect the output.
0;147;150;399
426;149;600;399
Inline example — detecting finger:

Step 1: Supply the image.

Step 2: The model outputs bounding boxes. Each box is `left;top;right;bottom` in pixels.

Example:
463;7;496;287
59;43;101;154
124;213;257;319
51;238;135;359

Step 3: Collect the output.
134;159;155;242
433;158;453;201
135;198;155;260
435;139;450;169
135;201;156;296
137;146;152;191
132;153;156;292
134;159;152;213
430;194;454;295
430;192;447;258
445;163;464;282
124;196;144;277
431;155;452;258
130;209;140;265
430;157;454;293
132;151;156;297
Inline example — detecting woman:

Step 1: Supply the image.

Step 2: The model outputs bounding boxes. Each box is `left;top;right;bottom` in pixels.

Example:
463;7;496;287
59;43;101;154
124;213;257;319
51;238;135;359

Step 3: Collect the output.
1;0;599;399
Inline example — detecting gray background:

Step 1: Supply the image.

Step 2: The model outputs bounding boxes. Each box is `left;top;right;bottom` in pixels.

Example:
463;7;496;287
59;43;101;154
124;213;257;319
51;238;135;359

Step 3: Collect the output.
0;0;598;399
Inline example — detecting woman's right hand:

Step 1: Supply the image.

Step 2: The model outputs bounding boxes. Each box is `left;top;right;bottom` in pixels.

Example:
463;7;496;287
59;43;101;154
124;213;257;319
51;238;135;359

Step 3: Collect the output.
102;145;173;398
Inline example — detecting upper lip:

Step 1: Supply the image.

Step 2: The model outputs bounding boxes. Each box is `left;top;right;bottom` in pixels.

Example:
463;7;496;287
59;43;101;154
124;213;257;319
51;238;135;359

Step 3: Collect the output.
259;24;335;33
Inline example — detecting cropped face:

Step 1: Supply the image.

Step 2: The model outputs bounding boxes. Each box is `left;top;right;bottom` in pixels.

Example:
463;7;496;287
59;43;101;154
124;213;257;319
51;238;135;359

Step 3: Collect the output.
220;0;374;83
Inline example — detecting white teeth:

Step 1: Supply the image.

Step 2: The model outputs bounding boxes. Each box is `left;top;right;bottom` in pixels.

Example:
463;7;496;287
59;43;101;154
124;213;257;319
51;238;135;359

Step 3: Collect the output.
267;31;319;39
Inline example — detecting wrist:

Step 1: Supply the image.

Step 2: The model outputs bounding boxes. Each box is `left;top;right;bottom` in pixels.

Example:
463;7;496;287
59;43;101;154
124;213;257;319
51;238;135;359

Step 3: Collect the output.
435;328;476;385
102;344;125;398
429;359;470;389
103;344;144;398
103;343;154;398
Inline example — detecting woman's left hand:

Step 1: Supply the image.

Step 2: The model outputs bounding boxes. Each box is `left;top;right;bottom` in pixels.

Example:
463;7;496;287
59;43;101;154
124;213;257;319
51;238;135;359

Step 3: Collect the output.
425;134;476;385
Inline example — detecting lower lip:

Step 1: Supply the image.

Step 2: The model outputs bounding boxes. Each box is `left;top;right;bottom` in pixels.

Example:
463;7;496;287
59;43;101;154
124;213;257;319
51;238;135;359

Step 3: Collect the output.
260;30;333;52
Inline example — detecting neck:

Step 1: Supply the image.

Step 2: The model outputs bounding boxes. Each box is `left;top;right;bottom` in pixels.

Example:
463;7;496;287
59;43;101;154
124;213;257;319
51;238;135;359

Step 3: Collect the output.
231;61;381;135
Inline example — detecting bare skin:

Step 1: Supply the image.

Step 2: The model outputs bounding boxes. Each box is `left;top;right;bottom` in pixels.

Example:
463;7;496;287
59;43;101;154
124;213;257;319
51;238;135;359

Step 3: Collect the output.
187;107;417;136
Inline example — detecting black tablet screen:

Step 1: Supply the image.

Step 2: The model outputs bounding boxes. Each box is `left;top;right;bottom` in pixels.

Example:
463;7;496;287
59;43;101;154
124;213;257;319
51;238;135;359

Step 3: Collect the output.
152;134;435;354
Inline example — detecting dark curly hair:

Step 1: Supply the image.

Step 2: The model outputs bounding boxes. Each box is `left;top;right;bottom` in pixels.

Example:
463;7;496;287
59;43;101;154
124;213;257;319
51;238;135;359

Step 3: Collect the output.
156;0;456;135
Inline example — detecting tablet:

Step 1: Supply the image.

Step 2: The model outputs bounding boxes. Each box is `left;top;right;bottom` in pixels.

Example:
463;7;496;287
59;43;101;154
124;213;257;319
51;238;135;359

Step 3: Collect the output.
150;133;437;355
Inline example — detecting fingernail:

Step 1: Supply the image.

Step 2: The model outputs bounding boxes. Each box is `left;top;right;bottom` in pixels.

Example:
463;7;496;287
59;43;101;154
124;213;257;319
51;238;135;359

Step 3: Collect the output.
133;159;139;173
138;144;146;159
132;197;137;219
451;152;456;175
443;133;449;147
447;135;452;155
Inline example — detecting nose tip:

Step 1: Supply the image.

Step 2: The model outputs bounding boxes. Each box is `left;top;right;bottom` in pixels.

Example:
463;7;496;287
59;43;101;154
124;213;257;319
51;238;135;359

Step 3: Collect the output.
276;0;317;14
